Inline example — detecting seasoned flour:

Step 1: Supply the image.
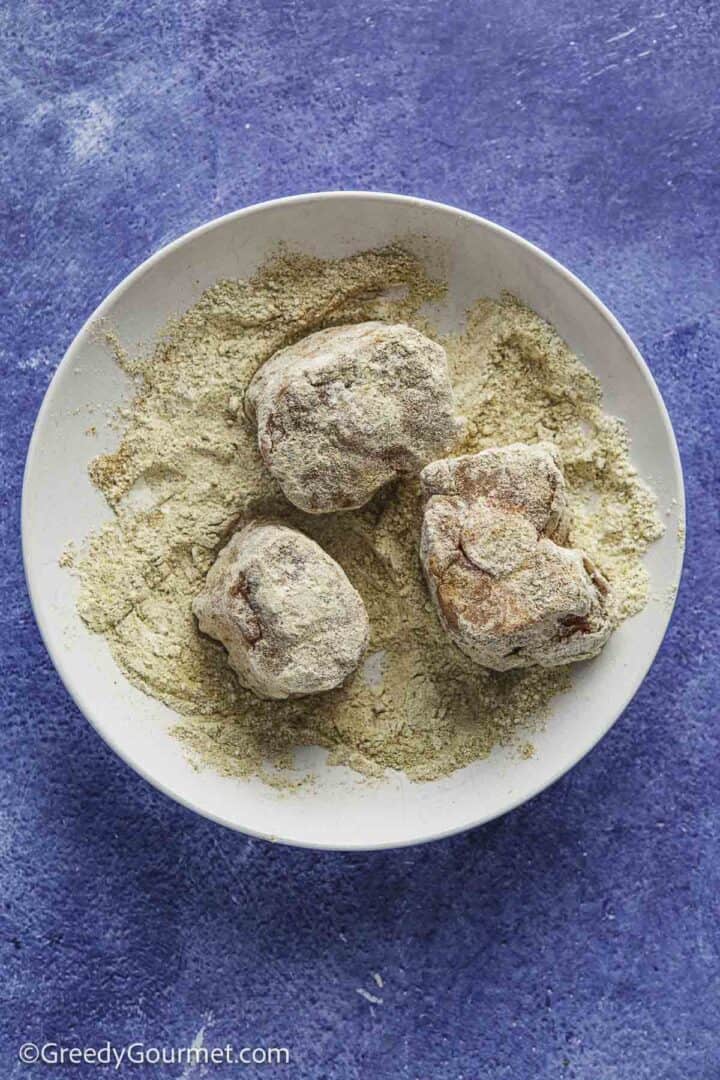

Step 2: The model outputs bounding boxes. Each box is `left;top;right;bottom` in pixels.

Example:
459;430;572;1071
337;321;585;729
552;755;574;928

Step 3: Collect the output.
75;246;663;784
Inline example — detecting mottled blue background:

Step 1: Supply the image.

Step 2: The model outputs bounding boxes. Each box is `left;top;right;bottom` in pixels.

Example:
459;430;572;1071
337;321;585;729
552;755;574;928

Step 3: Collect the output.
2;1;718;1077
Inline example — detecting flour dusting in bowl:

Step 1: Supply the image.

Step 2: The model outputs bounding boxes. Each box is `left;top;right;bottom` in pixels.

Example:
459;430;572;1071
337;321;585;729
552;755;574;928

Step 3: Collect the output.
70;245;663;785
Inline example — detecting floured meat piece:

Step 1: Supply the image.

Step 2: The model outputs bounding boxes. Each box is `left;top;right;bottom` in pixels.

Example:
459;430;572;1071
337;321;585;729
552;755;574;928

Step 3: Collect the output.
245;322;464;513
420;443;612;670
193;522;369;699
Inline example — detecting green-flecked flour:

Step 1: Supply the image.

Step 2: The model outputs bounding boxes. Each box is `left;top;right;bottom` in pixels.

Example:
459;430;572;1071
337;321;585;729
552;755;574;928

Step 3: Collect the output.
74;245;664;784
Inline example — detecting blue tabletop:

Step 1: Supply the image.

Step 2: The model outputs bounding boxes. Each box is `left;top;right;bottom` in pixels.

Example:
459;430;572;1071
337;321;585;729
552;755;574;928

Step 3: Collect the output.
2;2;718;1077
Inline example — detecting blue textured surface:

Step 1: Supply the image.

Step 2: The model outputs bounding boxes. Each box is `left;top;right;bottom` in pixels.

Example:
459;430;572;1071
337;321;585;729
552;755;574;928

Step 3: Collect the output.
2;1;718;1077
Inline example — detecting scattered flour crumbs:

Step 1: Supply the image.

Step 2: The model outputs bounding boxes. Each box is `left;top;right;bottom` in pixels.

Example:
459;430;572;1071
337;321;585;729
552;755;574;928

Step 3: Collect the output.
72;246;663;786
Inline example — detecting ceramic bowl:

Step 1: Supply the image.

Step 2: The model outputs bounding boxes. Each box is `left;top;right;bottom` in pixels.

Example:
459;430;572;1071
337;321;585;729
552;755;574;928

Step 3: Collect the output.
22;192;685;849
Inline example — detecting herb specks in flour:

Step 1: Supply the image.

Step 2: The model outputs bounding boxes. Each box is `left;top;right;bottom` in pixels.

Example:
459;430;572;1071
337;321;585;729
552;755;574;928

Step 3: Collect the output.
75;245;663;785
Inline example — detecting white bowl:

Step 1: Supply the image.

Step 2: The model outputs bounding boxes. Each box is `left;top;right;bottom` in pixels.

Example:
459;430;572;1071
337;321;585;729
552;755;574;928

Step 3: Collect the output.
22;192;685;850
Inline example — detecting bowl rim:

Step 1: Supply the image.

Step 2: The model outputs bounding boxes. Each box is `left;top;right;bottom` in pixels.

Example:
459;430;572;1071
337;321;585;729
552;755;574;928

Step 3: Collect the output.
21;190;686;850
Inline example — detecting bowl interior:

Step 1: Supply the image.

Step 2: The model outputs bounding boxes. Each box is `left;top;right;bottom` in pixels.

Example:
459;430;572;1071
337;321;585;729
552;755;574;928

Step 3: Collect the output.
23;193;684;849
